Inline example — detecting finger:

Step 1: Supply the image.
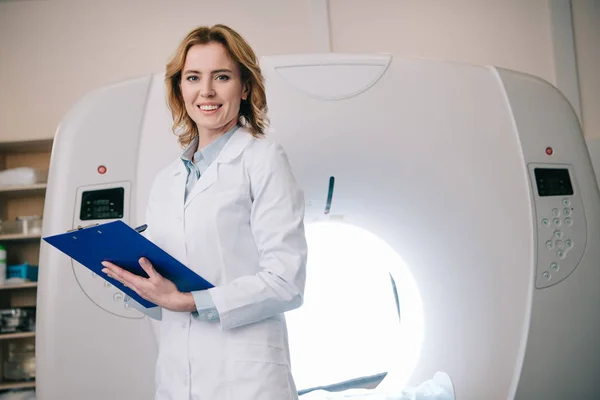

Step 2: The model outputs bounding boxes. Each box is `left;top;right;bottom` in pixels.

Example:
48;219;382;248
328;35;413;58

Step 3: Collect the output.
103;269;145;296
101;261;145;288
103;269;126;286
139;257;160;280
102;268;128;285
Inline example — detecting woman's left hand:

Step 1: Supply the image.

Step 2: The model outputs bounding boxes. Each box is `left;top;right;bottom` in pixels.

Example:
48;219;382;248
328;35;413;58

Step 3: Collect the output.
101;257;195;312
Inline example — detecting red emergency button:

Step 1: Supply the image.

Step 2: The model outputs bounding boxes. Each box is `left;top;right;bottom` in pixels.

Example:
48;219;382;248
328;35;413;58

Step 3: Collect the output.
545;147;553;156
98;165;107;174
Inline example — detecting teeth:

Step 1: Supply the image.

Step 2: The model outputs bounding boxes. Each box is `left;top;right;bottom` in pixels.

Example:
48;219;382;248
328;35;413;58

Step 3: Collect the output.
200;105;219;111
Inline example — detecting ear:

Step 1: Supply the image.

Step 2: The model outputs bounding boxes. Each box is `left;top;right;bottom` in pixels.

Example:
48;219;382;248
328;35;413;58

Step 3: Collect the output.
241;82;249;101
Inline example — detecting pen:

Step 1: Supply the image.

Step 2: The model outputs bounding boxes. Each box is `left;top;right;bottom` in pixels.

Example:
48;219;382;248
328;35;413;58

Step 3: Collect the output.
134;224;148;233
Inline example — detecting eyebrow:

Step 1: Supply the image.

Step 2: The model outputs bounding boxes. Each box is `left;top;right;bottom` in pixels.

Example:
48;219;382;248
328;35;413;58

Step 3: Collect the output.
183;69;233;75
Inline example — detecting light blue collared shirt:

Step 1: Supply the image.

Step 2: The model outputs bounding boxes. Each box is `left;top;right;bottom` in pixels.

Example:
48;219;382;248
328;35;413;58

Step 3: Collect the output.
180;125;239;321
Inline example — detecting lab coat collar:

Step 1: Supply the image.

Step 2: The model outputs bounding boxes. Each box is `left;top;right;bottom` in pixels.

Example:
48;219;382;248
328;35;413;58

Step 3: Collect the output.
169;126;252;177
182;126;254;207
214;125;253;164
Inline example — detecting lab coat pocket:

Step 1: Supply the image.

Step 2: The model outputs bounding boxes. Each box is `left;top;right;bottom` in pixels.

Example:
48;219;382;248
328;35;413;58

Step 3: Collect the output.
212;184;252;236
228;316;285;348
232;342;287;365
229;343;296;400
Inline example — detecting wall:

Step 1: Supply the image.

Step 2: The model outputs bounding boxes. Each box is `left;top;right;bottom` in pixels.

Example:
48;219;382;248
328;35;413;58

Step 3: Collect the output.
329;0;555;83
572;0;600;138
0;0;598;142
0;0;315;142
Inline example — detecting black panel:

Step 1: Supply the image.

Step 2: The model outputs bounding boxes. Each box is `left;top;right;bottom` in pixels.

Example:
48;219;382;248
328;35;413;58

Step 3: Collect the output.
534;168;574;197
80;187;125;221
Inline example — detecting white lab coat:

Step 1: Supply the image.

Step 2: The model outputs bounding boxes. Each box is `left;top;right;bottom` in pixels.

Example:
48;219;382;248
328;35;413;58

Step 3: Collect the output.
144;127;307;400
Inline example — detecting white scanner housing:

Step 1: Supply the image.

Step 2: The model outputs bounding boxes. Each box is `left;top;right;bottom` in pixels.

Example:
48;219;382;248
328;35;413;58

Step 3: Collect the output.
36;54;600;400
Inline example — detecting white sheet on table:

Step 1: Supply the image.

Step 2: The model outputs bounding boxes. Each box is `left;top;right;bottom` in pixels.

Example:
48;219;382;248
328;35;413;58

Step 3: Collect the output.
299;372;454;400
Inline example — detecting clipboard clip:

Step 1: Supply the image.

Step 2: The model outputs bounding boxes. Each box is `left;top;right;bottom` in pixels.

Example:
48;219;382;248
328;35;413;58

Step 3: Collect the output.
66;223;148;234
66;223;99;233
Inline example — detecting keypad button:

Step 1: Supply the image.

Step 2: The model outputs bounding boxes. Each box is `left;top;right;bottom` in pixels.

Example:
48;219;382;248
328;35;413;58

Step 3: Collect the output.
553;218;561;226
113;292;123;302
562;199;570;207
555;240;563;249
557;250;565;258
542;218;550;227
550;262;559;271
565;239;572;248
552;208;560;217
563;208;571;217
553;230;562;239
543;271;551;280
565;217;573;226
546;240;554;249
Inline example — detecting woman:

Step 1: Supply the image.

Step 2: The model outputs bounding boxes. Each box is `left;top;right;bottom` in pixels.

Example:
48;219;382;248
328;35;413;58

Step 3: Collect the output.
101;24;307;400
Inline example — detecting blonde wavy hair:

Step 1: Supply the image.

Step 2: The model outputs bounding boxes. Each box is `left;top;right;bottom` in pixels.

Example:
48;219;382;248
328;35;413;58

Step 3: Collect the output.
165;25;268;147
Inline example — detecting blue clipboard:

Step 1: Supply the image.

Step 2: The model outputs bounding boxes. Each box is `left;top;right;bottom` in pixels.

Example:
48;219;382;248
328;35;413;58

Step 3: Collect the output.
43;220;214;309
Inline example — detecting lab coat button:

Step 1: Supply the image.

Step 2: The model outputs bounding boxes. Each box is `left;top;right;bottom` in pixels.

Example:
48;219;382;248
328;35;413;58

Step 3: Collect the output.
182;322;187;328
183;378;189;385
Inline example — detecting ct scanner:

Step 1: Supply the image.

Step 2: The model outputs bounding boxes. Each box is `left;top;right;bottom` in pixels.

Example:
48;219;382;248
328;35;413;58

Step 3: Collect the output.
35;53;600;400
588;137;600;190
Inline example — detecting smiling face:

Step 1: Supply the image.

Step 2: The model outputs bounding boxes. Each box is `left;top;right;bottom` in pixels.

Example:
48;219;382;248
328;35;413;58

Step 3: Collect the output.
180;42;248;141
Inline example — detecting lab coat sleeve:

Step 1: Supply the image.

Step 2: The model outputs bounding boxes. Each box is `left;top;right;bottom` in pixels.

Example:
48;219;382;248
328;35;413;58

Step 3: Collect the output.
209;141;308;330
191;290;220;321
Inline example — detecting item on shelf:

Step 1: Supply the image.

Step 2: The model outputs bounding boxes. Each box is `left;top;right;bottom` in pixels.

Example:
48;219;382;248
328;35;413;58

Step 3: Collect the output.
6;263;38;283
0;390;36;400
0;245;5;285
0;216;43;236
0;308;35;334
15;216;43;235
0;167;46;187
3;342;35;381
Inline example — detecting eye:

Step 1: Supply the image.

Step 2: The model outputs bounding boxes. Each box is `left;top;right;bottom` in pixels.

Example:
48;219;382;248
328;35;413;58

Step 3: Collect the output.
186;75;198;82
215;75;230;81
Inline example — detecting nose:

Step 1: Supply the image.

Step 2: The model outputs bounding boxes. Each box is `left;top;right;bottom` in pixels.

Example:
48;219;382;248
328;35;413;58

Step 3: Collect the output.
200;80;215;98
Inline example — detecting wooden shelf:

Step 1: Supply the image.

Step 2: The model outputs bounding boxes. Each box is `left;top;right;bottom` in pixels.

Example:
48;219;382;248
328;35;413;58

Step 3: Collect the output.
0;332;35;340
0;282;37;290
0;380;35;390
0;233;41;242
0;139;51;393
0;183;47;197
0;139;53;153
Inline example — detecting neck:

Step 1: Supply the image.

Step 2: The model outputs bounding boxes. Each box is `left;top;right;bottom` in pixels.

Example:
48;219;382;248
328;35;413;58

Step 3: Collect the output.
196;119;237;151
